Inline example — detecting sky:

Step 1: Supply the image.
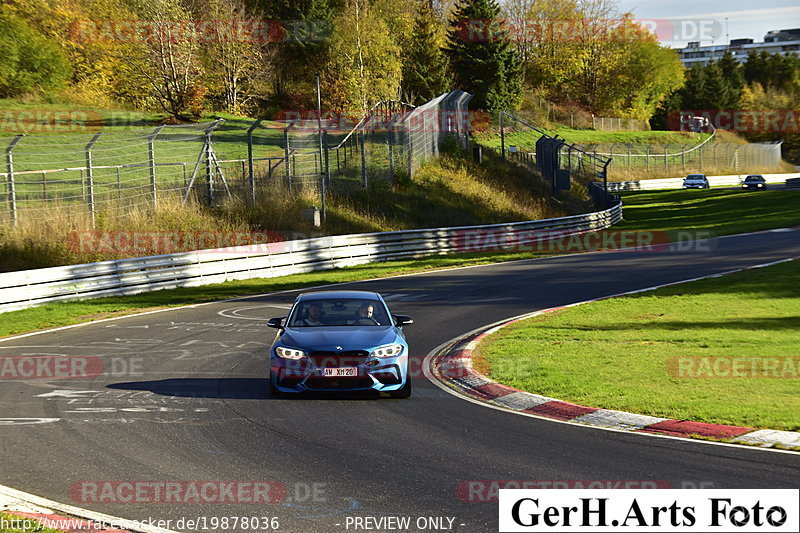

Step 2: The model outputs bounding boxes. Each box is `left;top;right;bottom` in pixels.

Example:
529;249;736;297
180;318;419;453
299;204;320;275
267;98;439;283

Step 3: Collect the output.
615;0;800;47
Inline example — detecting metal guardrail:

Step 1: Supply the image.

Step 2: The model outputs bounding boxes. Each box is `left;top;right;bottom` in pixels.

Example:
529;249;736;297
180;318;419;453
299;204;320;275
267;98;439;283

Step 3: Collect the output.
0;202;623;314
600;173;800;191
786;178;800;190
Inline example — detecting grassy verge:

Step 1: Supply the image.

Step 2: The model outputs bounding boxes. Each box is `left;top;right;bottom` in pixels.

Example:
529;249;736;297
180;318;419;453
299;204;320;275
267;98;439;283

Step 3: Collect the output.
474;127;711;150
3;186;799;338
476;260;800;431
617;189;800;236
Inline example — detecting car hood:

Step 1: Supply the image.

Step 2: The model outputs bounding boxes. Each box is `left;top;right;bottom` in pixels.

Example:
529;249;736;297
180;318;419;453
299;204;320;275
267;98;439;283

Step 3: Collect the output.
279;326;399;351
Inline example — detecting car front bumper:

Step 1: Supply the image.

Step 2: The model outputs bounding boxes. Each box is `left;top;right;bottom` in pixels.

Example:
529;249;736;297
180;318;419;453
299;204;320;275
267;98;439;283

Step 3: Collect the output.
270;353;408;393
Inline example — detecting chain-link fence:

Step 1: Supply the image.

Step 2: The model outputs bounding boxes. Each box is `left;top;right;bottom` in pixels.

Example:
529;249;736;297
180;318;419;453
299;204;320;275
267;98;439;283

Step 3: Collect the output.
0;91;473;227
575;140;783;173
500;112;616;208
496;114;784;178
591;116;650;131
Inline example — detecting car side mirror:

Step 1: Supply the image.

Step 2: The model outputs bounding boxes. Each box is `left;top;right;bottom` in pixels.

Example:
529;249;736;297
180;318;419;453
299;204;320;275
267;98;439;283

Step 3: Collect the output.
267;317;285;329
393;315;413;327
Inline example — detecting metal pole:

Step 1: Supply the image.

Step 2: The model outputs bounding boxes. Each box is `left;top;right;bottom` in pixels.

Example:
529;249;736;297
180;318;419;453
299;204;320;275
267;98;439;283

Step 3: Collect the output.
5;134;24;226
359;126;367;188
85;132;103;227
500;112;506;163
247;118;264;203
203;119;224;205
387;118;394;185
148;125;164;208
322;130;329;221
42;171;46;200
116;167;121;200
316;73;324;178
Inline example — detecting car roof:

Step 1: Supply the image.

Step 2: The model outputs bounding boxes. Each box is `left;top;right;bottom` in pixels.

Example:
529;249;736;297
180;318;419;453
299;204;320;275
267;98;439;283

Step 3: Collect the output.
745;175;764;179
296;290;382;301
686;174;706;178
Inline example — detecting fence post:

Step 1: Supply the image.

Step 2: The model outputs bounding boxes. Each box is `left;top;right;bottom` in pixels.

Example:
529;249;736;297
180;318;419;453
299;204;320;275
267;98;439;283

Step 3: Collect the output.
283;126;291;189
500;112;506;163
205;134;213;204
322;130;329;221
646;146;650;171
42;171;47;200
359;126;367;188
116;167;122;200
682;144;688;169
204;119;224;205
85;132;103;227
664;147;668;169
247;118;264;203
387;119;394;185
148;125;165;208
5;134;24;226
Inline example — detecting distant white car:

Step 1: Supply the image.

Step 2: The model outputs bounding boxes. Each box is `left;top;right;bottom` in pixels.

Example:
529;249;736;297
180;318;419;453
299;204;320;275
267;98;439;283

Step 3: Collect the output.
683;174;709;189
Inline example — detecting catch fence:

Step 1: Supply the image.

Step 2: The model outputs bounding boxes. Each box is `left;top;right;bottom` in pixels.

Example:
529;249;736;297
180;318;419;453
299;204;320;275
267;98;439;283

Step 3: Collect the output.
1;91;473;226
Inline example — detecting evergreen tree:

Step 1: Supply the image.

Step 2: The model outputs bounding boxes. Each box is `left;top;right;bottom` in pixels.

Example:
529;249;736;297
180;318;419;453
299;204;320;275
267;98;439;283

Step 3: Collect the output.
717;51;744;108
402;2;450;105
444;0;522;112
680;65;707;110
698;63;731;110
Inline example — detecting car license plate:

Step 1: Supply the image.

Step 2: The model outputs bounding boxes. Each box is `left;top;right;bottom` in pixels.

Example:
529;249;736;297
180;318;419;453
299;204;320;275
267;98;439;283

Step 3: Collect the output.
323;367;357;377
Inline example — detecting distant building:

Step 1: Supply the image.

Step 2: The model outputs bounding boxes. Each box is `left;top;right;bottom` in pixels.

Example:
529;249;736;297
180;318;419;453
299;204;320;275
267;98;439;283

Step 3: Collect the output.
676;28;800;67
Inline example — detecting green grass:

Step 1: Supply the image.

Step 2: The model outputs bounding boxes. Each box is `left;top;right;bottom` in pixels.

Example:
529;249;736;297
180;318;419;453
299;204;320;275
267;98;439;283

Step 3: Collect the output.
0;250;548;338
475;128;710;152
477;260;800;431
0;512;64;533
617;189;800;236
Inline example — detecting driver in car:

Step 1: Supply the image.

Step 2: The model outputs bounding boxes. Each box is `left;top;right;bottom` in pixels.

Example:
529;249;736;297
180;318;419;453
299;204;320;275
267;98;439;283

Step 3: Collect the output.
349;303;377;325
298;302;325;326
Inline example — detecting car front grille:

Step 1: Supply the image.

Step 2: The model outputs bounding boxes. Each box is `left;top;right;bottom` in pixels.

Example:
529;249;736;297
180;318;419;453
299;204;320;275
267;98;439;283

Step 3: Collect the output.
309;350;370;367
304;377;374;390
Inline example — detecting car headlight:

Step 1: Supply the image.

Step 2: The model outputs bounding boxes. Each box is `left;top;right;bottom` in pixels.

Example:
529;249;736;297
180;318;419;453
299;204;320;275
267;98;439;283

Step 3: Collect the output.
275;346;306;360
371;344;404;358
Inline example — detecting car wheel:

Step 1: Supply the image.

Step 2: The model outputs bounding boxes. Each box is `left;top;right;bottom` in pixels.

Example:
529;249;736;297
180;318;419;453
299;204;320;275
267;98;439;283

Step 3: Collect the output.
390;378;412;399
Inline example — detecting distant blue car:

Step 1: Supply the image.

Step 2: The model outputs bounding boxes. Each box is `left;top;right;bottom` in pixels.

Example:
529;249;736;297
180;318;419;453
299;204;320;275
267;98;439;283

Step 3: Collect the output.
267;291;413;398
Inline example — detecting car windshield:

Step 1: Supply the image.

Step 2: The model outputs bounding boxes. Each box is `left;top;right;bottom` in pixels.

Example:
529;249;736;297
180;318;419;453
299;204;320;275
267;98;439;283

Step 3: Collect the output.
686;175;704;180
288;298;391;327
745;176;764;182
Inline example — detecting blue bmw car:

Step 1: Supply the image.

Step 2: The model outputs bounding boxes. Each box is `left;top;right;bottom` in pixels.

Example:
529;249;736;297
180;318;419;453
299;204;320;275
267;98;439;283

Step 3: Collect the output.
267;291;413;398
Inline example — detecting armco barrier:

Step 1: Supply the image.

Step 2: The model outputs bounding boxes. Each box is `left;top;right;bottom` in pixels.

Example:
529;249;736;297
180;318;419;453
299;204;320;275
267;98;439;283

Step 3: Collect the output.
600;172;800;192
0;203;622;314
786;178;800;190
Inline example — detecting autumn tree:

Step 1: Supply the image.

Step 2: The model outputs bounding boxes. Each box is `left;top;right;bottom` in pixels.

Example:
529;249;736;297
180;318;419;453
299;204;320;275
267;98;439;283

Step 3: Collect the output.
324;0;402;114
0;9;70;97
122;0;205;118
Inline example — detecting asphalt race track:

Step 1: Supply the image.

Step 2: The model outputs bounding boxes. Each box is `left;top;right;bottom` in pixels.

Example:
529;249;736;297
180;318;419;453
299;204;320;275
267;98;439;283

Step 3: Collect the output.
1;230;799;532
